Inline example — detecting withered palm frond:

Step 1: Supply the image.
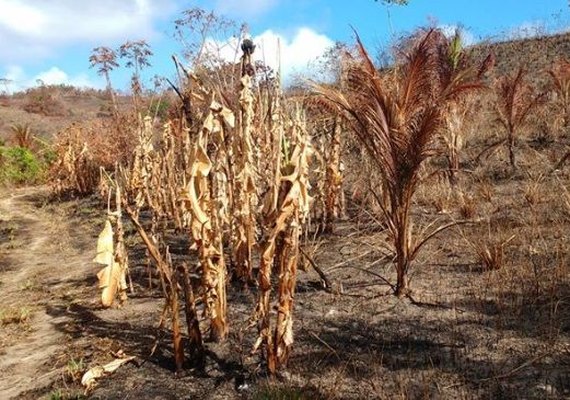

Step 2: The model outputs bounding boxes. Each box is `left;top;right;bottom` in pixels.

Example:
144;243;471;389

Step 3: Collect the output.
548;58;570;127
314;29;483;200
312;29;486;296
495;68;546;168
10;123;34;149
548;58;570;96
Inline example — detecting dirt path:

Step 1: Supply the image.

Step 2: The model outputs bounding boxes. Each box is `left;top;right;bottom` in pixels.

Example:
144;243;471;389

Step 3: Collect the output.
0;187;94;399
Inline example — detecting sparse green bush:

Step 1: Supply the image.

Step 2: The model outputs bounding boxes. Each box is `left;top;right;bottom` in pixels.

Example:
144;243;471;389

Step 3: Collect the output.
151;98;172;120
0;146;42;184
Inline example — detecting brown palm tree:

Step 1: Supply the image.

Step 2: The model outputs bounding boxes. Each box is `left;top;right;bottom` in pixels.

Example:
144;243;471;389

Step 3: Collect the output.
314;29;490;296
548;58;570;128
495;68;545;169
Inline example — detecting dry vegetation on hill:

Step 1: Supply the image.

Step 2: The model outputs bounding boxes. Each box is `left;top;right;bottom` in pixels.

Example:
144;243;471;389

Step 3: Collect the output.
0;15;569;400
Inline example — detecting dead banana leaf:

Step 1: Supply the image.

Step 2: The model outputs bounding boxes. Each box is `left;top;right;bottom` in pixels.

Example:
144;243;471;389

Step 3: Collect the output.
97;261;128;307
93;219;127;307
93;219;113;266
81;355;136;390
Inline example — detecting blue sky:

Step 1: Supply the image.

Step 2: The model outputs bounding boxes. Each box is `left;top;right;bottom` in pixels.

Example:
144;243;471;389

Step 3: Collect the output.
0;0;568;92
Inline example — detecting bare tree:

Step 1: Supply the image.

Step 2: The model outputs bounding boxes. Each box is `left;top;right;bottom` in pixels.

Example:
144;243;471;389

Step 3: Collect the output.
119;40;153;107
89;46;119;113
174;8;239;68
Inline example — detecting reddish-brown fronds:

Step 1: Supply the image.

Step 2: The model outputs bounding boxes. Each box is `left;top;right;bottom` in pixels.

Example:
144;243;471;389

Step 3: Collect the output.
548;58;570;128
495;67;546;169
313;29;487;296
10;123;35;150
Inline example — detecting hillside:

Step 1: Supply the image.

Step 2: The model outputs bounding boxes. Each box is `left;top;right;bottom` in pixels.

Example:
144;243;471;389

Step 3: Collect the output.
1;31;570;146
0;87;133;143
470;31;570;84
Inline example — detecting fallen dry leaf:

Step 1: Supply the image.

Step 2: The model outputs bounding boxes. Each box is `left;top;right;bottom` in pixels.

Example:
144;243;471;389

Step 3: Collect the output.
81;355;136;390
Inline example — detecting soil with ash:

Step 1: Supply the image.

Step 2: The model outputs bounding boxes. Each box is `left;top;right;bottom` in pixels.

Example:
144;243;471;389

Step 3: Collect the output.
0;187;568;399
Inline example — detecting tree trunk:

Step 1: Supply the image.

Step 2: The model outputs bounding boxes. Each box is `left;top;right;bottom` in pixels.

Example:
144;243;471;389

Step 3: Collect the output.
508;132;517;169
180;263;204;367
448;149;459;186
104;72;118;115
393;203;411;297
170;273;184;373
395;267;409;297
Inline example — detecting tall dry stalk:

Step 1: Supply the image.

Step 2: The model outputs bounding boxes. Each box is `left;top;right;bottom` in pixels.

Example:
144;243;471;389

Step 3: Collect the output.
116;116;205;371
253;111;313;374
314;29;489;296
231;44;258;283
180;99;234;342
323;117;344;233
443;103;466;185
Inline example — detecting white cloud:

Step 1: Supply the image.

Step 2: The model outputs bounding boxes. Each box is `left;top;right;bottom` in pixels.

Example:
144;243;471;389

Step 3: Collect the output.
438;24;476;47
0;0;174;63
214;0;278;17
2;65;101;92
34;67;97;88
4;65;25;83
203;27;334;83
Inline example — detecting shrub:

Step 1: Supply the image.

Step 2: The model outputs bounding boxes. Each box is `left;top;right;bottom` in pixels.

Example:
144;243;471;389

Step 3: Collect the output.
0;146;42;184
22;89;66;116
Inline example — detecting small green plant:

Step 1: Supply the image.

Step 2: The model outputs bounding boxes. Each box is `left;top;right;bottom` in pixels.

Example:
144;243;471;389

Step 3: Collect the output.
65;357;85;382
48;389;64;400
47;388;85;400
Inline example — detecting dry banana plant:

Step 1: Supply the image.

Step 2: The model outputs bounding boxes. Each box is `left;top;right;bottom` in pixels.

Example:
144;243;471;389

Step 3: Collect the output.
93;186;128;307
322;117;344;233
180;98;234;342
253;109;313;374
231;61;259;283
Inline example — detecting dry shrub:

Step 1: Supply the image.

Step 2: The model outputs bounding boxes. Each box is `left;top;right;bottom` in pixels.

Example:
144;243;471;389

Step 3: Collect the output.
523;174;544;207
476;177;495;202
458;191;477;219
50;115;138;196
468;223;515;271
478;242;569;338
22;89;66;117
